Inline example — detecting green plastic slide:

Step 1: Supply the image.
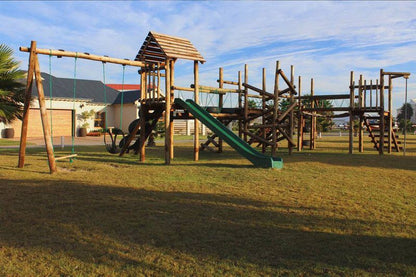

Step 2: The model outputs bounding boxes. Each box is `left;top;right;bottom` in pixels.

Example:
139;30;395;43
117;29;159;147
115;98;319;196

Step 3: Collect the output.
174;98;283;169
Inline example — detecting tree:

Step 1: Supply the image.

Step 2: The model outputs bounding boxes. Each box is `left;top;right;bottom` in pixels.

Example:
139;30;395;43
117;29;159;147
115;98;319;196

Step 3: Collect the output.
0;44;26;123
397;103;413;121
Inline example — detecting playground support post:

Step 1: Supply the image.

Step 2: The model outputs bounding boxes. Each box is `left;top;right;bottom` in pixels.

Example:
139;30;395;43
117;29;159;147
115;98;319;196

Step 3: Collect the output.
243;64;248;142
297;75;303;151
387;75;393;153
238;71;242;138
289;65;295;155
18;41;57;173
310;78;316;150
359;74;364;153
272;61;279;155
379;69;385;155
349;71;354;154
193;60;199;161
165;60;172;164
218;67;224;152
18;41;36;169
140;70;146;162
170;60;175;159
262;68;267;153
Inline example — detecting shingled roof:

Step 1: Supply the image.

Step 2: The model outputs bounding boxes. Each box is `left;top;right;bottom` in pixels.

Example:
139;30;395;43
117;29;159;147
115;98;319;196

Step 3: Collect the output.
32;72;119;104
135;31;205;64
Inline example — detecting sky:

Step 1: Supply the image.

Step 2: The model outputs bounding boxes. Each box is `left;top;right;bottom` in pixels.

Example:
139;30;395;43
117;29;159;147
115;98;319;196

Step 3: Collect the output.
1;1;415;113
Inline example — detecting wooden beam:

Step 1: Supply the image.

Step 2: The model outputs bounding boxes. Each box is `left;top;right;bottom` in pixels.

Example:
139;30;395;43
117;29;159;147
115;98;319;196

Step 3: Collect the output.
262;68;266;153
242;130;274;146
170;60;175;160
218;67;224;153
172;85;194;92
299;94;354;100
217;79;239;85
165;60;172;164
302;107;351;112
272;61;279;155
277;126;296;146
278;101;298;122
297;75;303;151
194;61;199;161
20;45;147;67
238;71;243;138
18;41;36;169
244;64;248;142
34;54;57;173
310;78;315;150
278;69;298;95
289;65;295;155
379;69;385;155
190;84;238;94
242;83;274;98
358;75;364;153
388;75;392;153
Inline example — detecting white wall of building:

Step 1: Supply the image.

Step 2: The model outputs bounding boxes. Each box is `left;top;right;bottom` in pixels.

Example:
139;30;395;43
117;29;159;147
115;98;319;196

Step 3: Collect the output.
111;102;139;132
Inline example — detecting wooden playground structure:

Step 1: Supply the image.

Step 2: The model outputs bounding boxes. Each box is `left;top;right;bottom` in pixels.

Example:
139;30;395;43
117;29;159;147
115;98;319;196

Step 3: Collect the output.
18;32;410;173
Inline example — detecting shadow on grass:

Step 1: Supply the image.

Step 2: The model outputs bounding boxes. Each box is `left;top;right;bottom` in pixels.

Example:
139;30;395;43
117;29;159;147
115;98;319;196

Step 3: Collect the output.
0;179;414;274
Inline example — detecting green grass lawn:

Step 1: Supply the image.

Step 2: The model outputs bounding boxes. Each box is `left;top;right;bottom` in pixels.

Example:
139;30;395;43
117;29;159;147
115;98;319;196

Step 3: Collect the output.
0;135;415;276
0;138;23;146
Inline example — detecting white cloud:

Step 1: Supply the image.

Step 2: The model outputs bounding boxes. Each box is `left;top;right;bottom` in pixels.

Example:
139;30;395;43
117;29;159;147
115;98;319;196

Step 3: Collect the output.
1;1;415;111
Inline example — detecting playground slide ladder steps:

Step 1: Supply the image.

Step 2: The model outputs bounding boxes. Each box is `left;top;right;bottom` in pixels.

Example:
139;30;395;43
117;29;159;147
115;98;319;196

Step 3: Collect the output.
364;114;401;152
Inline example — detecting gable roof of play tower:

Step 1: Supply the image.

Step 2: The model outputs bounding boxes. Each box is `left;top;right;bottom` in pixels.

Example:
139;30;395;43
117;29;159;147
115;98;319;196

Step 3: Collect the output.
135;31;205;64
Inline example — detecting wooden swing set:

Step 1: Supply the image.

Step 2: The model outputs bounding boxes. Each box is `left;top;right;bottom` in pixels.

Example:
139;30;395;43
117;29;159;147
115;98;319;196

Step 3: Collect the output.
18;41;147;173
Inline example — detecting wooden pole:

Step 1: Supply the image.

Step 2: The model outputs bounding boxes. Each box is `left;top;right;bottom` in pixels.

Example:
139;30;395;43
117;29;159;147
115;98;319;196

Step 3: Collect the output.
349;71;354;154
34;54;57;173
139;69;146;162
165;60;171;164
262;67;266;153
387;75;392;153
272;61;279;155
194;61;200;161
20;46;147;67
238;71;242;138
218;67;224;153
297;75;302;151
139;103;146;162
170;60;175;159
370;80;373;108
244;64;248;142
376;79;379;108
157;62;161;101
379;69;385;155
289;65;295;154
152;64;156;100
310;78;315;150
18;41;36;168
358;75;364;152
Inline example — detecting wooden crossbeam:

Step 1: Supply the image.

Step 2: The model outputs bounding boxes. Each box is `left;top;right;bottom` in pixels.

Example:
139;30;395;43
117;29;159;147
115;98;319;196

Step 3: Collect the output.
276;126;296;146
278;101;297;122
278;70;298;95
242;83;274;98
20;45;148;67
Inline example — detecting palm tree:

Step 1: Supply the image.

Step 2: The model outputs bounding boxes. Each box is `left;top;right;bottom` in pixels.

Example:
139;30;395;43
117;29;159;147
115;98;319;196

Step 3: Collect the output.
0;44;26;124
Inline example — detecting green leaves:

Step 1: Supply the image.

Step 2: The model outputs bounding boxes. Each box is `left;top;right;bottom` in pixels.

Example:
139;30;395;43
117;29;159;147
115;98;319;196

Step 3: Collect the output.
0;44;26;124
